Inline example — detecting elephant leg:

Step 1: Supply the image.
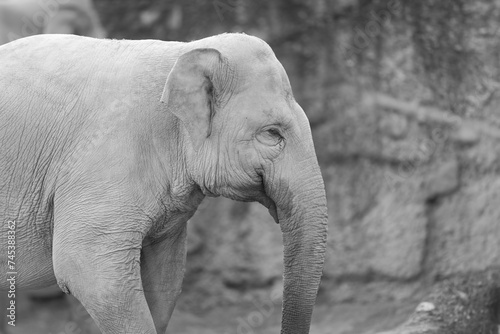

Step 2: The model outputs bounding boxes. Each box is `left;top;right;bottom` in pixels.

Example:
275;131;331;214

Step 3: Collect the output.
141;224;187;334
52;200;156;334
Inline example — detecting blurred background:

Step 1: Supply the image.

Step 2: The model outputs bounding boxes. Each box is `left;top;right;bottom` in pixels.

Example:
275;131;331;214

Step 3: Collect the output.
3;0;500;333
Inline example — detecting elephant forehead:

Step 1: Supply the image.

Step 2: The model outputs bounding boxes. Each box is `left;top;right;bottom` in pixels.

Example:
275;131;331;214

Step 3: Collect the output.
234;63;291;100
206;34;292;95
261;66;284;93
231;92;295;127
213;33;275;61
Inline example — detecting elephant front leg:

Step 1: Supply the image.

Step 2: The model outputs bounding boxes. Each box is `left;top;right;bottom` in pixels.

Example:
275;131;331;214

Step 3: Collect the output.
141;224;187;334
52;202;157;334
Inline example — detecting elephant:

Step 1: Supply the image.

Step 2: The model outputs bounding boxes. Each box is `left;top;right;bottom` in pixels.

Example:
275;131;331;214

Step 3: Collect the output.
0;0;106;45
0;32;328;334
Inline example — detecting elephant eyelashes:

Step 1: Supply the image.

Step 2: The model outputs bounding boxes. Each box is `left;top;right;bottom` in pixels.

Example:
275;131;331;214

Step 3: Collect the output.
257;127;284;147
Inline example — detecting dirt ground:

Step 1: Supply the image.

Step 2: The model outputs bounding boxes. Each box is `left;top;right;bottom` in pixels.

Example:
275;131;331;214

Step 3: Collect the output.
169;302;415;334
3;291;416;334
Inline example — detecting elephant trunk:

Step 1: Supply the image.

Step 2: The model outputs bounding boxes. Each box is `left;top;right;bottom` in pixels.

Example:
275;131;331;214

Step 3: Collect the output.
269;159;328;334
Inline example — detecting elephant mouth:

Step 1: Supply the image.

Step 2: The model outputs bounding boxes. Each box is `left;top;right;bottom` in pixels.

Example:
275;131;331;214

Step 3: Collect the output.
268;201;278;224
258;196;279;224
257;173;279;224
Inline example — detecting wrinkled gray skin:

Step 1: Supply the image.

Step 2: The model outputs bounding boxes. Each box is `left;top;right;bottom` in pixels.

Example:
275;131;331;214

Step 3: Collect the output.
0;0;106;45
0;33;328;334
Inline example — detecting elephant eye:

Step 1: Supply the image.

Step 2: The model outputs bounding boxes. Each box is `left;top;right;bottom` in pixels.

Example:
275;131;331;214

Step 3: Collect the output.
257;127;284;147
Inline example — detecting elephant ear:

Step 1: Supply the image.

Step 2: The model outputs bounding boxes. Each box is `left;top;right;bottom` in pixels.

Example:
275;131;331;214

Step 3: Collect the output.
161;48;224;151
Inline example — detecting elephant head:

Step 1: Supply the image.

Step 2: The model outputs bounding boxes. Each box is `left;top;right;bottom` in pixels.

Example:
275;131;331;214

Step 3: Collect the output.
161;35;328;334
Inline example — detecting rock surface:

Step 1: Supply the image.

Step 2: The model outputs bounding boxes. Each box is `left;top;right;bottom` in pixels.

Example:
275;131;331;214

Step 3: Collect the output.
376;271;500;334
